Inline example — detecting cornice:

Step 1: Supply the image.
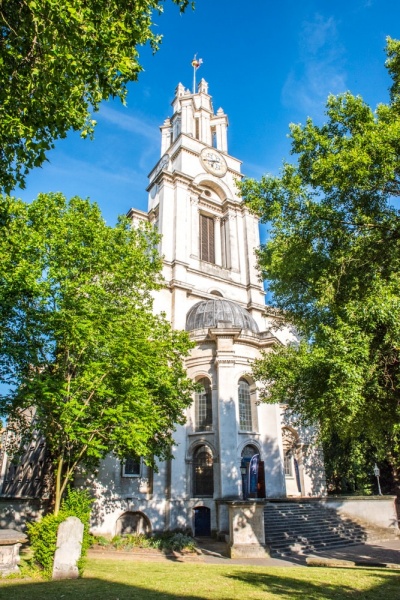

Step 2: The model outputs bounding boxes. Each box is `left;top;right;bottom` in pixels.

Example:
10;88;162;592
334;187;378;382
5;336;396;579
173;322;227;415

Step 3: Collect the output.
126;207;149;221
198;199;223;215
167;279;192;292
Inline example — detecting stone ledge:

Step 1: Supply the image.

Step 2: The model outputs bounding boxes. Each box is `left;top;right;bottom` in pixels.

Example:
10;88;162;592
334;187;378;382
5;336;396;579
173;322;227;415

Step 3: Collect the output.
229;543;270;558
306;557;400;570
0;529;27;545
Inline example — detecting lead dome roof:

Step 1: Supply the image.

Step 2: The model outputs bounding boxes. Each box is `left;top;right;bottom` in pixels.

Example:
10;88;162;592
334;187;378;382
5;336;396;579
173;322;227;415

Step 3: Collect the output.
185;299;259;333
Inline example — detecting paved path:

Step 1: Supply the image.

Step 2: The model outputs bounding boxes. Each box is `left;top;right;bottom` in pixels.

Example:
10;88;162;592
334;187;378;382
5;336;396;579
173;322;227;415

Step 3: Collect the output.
89;538;400;568
196;537;400;567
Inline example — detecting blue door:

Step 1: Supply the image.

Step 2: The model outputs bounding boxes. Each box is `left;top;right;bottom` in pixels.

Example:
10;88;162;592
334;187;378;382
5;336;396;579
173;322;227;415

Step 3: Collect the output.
194;507;211;536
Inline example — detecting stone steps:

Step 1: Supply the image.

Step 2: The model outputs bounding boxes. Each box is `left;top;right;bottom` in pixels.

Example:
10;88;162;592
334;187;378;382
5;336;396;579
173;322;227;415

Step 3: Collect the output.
264;501;368;557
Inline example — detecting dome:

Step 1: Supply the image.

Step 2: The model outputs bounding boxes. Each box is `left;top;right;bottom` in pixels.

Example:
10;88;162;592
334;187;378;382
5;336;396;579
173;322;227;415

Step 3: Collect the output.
185;299;259;333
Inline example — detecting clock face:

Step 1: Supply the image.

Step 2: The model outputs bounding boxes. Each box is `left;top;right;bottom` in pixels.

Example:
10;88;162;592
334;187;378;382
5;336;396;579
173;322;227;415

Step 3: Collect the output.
200;148;227;177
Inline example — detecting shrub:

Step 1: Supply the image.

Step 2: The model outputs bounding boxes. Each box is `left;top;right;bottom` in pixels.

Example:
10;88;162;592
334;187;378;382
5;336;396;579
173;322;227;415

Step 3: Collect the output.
155;532;197;552
92;530;196;553
27;487;93;578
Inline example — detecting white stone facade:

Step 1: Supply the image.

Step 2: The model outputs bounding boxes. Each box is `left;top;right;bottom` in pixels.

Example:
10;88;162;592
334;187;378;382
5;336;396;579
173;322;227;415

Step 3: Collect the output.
90;80;326;537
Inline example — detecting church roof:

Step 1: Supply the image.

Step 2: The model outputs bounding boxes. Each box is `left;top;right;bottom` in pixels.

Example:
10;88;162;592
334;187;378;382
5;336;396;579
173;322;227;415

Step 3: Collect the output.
185;299;259;334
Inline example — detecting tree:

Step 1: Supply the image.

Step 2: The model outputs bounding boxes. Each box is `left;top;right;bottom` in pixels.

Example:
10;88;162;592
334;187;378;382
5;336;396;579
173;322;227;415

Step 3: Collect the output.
0;192;195;513
240;38;400;477
0;0;191;193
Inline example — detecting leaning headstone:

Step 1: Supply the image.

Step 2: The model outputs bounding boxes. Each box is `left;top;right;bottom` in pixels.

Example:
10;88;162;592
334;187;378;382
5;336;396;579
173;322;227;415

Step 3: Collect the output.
52;516;84;580
0;529;28;575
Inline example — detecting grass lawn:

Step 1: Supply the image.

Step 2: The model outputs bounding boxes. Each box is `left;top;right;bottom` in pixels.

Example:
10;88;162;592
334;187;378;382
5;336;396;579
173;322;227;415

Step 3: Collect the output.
0;558;399;600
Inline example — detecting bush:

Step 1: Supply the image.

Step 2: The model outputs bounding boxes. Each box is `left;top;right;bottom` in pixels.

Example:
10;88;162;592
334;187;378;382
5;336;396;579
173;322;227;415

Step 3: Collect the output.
92;530;196;553
27;487;93;578
155;532;197;552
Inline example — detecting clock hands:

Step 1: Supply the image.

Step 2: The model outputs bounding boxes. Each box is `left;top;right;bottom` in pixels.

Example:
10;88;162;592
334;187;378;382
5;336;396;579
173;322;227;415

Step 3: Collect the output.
200;148;227;176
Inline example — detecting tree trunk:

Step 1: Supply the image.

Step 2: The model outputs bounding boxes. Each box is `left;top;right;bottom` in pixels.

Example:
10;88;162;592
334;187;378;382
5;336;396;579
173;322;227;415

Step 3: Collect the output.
54;456;63;515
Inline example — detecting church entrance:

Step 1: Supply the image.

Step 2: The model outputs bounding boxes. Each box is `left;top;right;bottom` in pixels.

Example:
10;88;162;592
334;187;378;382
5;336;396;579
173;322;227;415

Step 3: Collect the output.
193;506;211;536
241;445;266;499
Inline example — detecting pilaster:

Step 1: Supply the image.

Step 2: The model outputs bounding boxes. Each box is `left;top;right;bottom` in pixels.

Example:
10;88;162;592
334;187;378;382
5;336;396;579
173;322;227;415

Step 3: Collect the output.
209;327;242;500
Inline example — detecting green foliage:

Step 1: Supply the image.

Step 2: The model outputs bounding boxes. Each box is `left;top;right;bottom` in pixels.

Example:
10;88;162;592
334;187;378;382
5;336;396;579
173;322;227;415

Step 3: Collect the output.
28;514;66;578
0;192;195;511
240;39;400;472
93;531;196;553
0;0;192;193
28;488;93;578
61;487;94;564
159;532;196;552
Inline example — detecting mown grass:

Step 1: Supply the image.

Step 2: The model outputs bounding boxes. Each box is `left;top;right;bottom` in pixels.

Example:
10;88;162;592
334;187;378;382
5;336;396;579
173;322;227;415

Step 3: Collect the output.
0;558;399;599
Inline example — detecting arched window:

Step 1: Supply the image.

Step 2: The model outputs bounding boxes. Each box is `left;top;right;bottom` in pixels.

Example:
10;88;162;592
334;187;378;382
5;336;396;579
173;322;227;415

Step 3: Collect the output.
238;378;252;431
195;378;212;431
241;444;258;459
193;445;214;497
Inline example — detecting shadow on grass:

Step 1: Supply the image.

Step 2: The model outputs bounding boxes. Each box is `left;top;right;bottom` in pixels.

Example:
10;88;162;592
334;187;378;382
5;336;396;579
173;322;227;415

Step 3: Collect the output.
1;568;400;600
225;569;400;599
0;577;206;600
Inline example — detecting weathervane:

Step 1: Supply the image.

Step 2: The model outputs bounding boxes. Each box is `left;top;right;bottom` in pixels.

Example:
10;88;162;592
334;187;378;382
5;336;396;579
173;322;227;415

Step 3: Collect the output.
191;54;203;93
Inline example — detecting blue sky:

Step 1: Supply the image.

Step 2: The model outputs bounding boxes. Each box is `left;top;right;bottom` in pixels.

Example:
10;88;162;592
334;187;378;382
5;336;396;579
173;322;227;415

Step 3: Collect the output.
15;0;400;226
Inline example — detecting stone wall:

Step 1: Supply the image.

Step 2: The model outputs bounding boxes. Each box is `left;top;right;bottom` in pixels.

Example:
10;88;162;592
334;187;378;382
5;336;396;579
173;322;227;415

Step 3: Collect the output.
325;496;399;530
0;498;49;531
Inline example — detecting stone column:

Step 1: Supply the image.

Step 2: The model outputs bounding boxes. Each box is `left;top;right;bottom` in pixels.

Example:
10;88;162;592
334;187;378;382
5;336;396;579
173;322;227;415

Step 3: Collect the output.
160;118;172;155
214;216;222;266
181;98;194;137
190;196;199;258
174;180;190;267
227;212;240;272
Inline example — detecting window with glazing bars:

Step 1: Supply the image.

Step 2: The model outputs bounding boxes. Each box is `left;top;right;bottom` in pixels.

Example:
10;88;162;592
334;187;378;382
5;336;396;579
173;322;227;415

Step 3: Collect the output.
195;378;212;431
193;446;214;496
200;214;215;263
284;451;293;476
238;378;252;431
122;456;141;477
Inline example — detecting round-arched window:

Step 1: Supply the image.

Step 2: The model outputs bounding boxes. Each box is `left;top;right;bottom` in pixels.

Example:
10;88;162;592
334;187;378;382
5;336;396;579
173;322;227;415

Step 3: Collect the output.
195;378;212;432
193;445;214;497
238;378;252;431
241;444;259;459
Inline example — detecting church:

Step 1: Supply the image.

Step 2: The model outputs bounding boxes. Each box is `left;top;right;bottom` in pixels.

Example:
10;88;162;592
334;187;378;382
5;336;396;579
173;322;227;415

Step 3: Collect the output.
89;78;326;539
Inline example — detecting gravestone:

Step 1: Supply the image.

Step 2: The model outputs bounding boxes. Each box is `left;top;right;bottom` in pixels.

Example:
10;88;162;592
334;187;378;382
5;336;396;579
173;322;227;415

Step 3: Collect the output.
52;516;84;580
0;529;27;575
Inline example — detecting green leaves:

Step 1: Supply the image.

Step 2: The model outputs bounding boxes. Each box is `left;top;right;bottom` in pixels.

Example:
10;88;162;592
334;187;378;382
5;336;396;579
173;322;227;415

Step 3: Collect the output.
0;193;195;506
240;39;400;471
0;0;193;193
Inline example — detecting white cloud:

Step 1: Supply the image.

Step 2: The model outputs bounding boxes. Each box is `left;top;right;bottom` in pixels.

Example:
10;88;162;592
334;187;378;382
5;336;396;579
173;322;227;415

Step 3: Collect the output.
282;14;347;117
98;106;159;144
43;153;145;187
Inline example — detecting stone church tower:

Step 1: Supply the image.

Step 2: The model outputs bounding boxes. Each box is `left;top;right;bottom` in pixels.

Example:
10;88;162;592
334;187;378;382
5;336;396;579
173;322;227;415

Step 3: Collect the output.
85;79;326;538
0;79;325;538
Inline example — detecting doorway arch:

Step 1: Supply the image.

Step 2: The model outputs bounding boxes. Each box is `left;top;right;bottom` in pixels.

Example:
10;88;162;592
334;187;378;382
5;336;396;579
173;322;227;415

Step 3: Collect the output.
115;511;151;536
